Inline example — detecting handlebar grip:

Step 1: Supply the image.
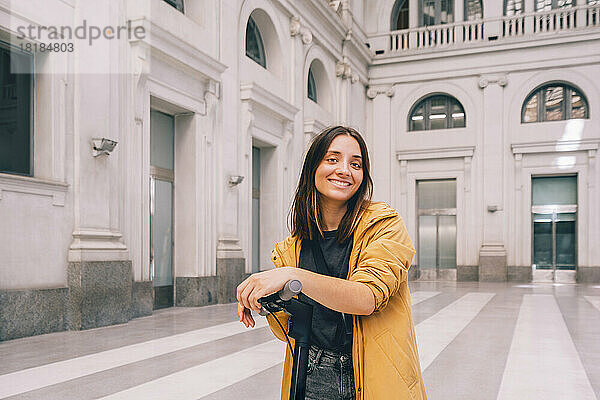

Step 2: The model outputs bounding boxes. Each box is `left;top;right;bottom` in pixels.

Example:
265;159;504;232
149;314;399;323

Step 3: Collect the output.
279;279;302;301
257;279;302;316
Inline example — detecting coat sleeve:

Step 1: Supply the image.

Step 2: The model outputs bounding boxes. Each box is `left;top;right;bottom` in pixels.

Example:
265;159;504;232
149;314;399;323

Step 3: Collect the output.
266;241;291;342
348;215;415;313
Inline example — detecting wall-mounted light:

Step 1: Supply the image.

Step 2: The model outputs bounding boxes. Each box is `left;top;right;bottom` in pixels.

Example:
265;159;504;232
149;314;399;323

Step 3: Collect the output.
228;175;244;186
92;138;118;157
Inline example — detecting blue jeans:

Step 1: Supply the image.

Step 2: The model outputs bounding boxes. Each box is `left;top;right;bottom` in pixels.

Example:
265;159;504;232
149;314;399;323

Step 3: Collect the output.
305;345;356;400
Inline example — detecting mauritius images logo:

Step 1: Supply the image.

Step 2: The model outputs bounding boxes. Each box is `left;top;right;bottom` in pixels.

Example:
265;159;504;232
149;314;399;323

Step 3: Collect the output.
16;19;146;46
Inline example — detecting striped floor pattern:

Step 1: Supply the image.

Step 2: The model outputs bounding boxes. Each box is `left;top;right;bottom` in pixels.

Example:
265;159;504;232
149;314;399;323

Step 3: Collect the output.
0;282;599;400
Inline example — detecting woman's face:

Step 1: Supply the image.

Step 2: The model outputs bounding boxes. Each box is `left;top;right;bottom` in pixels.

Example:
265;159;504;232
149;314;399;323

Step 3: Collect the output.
314;135;364;208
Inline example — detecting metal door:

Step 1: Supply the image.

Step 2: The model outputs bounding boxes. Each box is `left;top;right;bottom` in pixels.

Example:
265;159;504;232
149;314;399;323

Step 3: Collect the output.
531;176;577;283
150;110;174;309
417;179;457;277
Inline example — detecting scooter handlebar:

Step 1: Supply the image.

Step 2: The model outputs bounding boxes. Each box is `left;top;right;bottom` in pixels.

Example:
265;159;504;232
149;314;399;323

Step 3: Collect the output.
279;279;302;301
258;279;302;316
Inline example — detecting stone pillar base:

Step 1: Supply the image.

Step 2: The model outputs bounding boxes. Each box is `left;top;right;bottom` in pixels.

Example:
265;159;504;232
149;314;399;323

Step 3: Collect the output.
176;276;218;307
417;269;437;281
507;266;532;282
132;281;153;318
479;245;507;282
414;268;457;281
0;288;68;341
216;257;246;304
457;265;479;281
68;261;133;330
437;269;457;281
577;267;600;283
408;266;419;281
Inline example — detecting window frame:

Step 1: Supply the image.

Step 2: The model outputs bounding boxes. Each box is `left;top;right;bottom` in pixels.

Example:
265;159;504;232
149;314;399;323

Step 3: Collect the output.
504;0;525;16
163;0;184;13
408;94;466;132
535;0;575;11
245;16;267;69
391;0;410;31
0;41;34;176
419;0;455;27
521;82;589;123
307;67;317;103
464;0;484;21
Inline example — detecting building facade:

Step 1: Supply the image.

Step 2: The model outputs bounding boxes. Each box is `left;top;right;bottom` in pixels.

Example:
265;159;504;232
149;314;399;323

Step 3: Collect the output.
0;0;599;340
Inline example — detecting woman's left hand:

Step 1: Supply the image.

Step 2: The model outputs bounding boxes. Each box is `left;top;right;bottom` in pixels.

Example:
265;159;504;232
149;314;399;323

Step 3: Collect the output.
236;267;296;312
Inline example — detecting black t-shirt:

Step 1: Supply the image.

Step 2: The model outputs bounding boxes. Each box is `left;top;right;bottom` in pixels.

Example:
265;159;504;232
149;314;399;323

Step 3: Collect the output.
298;229;354;353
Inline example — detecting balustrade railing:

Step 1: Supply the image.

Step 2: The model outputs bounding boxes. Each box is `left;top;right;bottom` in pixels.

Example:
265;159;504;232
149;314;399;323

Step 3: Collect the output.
370;3;600;56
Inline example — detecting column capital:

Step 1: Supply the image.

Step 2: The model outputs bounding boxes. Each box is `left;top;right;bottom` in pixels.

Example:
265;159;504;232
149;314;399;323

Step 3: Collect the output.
366;85;395;99
478;75;508;89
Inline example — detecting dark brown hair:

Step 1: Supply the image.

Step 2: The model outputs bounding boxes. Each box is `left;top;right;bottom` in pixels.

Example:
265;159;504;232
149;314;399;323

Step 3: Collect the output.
289;126;373;242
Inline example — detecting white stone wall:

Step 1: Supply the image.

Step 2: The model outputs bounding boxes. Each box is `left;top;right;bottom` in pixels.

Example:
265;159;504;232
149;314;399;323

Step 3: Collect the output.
368;0;600;270
0;0;369;290
1;0;598;294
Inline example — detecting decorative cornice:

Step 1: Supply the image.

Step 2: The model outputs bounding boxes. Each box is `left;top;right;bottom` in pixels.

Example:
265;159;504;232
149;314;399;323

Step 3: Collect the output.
290;16;313;45
240;82;299;122
128;18;227;82
0;173;68;206
396;146;475;161
511;139;600;154
304;119;328;136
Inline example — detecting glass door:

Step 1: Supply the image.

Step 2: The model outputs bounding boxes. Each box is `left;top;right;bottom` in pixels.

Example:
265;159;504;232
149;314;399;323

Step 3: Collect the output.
531;176;577;283
150;110;174;309
417;180;457;279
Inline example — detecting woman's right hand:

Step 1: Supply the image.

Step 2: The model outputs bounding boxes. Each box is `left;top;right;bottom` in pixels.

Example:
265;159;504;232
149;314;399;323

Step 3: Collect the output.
237;302;255;328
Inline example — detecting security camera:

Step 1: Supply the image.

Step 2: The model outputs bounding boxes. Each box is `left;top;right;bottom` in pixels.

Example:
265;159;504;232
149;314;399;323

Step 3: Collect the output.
92;138;118;157
228;175;244;186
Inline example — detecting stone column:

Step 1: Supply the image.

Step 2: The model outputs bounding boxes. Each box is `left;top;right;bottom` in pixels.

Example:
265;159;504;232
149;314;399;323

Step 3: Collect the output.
67;1;132;330
454;0;465;43
483;0;504;39
409;0;419;27
409;0;419;47
524;0;535;34
579;149;600;282
367;86;394;203
478;75;508;281
455;0;464;22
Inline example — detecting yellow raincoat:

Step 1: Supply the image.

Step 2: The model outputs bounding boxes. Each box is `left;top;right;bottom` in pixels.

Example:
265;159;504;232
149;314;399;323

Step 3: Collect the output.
267;202;427;400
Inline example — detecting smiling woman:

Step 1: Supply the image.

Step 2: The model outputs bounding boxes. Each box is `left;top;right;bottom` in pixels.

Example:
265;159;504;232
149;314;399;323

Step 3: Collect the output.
236;126;428;400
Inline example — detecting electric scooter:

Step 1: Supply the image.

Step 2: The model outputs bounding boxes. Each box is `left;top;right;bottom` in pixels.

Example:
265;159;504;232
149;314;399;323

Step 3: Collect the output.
258;280;313;400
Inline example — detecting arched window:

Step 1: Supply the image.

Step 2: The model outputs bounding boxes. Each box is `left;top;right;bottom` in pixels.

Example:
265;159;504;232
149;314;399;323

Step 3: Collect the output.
504;0;524;16
409;94;466;131
163;0;184;12
246;16;266;68
307;67;317;103
465;0;483;20
522;83;589;123
391;0;410;30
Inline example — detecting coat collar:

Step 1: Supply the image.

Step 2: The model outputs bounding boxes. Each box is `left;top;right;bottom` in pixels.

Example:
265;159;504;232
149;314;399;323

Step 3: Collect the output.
275;202;398;266
354;201;398;240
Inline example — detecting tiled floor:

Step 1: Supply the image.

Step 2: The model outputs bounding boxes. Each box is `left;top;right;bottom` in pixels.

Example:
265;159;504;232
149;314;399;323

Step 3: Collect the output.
1;281;599;399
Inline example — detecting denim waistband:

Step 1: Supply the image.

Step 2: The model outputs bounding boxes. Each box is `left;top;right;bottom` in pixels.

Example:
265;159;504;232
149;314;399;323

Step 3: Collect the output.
306;344;356;399
309;344;352;365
